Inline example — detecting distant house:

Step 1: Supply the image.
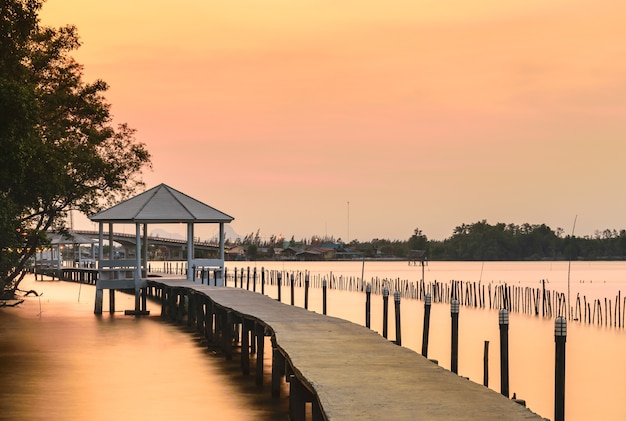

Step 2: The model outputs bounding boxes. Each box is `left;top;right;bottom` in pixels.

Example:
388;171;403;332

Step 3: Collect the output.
408;250;426;265
280;247;302;260
296;249;322;261
316;247;336;260
226;245;246;260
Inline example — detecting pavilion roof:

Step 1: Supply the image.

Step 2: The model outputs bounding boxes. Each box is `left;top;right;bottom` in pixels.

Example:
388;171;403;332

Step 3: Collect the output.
89;183;234;224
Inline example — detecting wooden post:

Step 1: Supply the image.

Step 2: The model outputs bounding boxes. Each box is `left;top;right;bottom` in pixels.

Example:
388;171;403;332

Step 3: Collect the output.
421;293;432;357
322;279;327;315
555;317;567;421
205;298;213;343
483;340;489;387
382;287;389;339
223;311;233;360
255;323;265;385
451;299;459;374
289;375;306;421
277;272;282;302
94;287;103;315
290;273;295;305
272;347;285;398
141;287;147;313
499;309;510;398
253;267;257;292
365;283;371;328
261;267;265;295
246;266;250;290
109;289;115;314
234;267;238;288
394;291;402;346
304;273;309;310
241;318;250;375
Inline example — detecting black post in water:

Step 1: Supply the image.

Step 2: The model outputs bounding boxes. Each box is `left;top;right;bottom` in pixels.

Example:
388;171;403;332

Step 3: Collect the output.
450;299;460;374
304;273;309;310
261;267;265;295
499;309;510;398
394;291;402;346
234;267;238;288
365;284;372;328
253;267;257;292
484;340;489;387
290;273;295;305
421;293;432;357
246;266;250;290
322;279;327;315
555;317;567;421
382;287;390;339
277;272;282;302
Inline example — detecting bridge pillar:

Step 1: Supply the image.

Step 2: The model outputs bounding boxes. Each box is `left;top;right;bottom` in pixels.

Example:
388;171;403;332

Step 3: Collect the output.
241;318;250;375
94;287;103;315
256;323;265;386
109;290;115;314
272;346;285;398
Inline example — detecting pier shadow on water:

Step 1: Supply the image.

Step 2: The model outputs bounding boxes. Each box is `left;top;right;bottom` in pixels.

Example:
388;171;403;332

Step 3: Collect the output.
0;276;290;421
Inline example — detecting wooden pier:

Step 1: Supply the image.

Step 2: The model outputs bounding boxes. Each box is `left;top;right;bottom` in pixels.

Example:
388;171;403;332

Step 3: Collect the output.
149;279;544;421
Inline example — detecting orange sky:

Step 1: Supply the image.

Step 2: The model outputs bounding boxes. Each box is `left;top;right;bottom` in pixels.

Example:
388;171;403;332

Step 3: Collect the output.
40;0;626;241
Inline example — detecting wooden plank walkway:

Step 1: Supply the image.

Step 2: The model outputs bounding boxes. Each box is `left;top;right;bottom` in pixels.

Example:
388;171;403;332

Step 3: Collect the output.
149;279;545;421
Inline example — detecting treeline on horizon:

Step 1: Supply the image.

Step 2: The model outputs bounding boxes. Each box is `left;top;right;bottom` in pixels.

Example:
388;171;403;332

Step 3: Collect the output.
235;220;626;261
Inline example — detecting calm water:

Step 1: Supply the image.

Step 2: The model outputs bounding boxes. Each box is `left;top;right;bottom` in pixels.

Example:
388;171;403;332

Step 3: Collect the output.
0;276;289;421
2;261;626;420
234;260;626;421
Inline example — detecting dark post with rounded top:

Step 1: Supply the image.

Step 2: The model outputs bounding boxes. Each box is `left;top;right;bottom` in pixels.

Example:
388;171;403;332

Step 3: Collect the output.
394;291;402;346
322;279;327;315
234;267;238;288
451;299;460;374
290;273;295;305
246;266;250;290
499;308;510;397
365;283;372;328
253;267;257;292
555;317;567;421
421;293;432;357
261;267;265;295
382;287;390;339
277;272;282;302
304;273;309;310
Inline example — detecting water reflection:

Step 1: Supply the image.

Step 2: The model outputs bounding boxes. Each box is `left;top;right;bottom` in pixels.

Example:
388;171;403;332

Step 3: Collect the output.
3;260;626;421
0;276;289;421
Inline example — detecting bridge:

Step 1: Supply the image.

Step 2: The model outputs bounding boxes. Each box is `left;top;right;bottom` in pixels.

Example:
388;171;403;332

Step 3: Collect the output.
71;230;221;260
149;278;544;421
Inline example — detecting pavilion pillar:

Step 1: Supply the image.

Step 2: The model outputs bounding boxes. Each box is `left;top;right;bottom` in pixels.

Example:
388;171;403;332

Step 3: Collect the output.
219;223;225;262
143;223;148;277
94;222;105;315
135;223;141;312
108;223;114;260
187;223;194;281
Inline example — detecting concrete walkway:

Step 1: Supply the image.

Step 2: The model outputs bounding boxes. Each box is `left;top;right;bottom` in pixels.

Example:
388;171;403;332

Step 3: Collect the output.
151;280;546;421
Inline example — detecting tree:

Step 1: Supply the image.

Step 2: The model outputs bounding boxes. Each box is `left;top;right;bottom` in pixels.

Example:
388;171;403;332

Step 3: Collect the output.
407;227;428;251
0;0;151;299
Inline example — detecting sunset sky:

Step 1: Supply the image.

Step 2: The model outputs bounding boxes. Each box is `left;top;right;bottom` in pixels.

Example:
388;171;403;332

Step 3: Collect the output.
40;0;626;242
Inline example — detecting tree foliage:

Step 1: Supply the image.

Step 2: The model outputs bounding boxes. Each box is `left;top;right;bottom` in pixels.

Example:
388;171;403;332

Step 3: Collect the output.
1;0;151;298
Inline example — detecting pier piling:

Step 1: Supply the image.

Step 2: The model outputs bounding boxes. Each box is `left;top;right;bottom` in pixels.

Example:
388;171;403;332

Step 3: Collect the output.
382;287;389;339
554;317;567;421
422;293;432;357
451;299;460;374
499;309;510;398
394;291;402;346
365;283;371;328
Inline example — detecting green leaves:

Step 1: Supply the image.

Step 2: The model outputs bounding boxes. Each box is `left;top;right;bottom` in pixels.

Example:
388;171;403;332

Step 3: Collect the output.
0;0;151;296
